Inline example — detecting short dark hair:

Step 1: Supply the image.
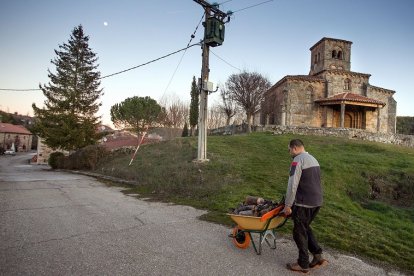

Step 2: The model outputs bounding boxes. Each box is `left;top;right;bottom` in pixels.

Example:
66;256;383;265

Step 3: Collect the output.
289;139;304;148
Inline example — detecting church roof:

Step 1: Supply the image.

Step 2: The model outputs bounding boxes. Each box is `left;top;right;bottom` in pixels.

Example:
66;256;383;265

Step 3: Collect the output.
314;69;371;78
269;75;324;91
309;37;353;51
315;92;386;106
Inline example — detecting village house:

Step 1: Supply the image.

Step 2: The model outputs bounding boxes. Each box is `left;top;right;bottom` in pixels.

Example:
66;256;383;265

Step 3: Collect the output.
0;123;33;152
262;37;397;133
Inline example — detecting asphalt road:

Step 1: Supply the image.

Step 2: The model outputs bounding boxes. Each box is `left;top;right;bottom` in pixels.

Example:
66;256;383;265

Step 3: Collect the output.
0;152;405;275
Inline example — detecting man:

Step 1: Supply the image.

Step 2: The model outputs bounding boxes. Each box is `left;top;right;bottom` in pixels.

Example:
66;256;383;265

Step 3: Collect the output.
283;139;327;273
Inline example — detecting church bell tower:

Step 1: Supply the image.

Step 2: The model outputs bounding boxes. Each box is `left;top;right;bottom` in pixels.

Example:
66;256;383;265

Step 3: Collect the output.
309;37;352;75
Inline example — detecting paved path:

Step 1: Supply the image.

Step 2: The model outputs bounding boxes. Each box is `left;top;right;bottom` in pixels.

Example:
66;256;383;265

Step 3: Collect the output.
0;152;404;275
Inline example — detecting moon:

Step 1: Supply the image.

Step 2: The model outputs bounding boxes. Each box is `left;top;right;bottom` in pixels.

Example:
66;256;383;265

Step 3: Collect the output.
103;21;108;26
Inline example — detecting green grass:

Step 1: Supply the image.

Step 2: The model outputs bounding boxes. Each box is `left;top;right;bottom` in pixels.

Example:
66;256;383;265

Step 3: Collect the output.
95;133;414;273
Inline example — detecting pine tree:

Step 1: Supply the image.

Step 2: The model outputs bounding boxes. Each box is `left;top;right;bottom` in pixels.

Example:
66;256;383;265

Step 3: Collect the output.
189;76;199;136
32;25;103;151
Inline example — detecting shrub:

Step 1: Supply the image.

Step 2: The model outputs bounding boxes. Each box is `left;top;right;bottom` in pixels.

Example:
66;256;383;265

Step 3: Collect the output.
48;152;65;169
65;145;108;170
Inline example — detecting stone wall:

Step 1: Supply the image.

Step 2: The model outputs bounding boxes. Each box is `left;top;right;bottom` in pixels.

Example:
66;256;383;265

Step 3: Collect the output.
209;124;414;148
266;125;414;148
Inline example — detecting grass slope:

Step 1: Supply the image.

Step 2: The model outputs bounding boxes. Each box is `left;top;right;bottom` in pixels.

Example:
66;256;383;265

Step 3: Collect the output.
96;132;414;272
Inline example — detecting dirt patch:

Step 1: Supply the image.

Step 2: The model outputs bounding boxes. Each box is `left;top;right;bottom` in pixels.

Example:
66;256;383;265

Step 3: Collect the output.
364;172;414;208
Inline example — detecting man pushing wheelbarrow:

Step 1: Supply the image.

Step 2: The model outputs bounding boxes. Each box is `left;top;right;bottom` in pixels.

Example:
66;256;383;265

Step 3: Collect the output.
228;139;327;274
282;139;328;273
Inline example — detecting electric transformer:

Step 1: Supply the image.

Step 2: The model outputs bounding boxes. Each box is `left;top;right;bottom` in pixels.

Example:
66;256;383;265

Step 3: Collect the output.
204;17;225;47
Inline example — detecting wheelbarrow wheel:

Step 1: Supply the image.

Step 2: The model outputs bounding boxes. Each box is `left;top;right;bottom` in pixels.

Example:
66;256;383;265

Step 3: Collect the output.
232;226;251;249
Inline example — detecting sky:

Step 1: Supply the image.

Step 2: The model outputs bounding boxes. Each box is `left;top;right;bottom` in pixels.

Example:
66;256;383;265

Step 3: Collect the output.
1;0;413;128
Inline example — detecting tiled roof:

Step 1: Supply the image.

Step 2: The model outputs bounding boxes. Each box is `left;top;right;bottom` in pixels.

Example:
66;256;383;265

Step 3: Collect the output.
269;75;325;91
0;123;32;135
310;37;353;51
368;85;395;95
314;70;371;78
315;92;386;106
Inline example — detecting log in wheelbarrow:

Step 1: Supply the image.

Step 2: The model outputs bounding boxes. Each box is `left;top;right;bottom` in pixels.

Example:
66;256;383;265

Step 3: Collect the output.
228;204;288;255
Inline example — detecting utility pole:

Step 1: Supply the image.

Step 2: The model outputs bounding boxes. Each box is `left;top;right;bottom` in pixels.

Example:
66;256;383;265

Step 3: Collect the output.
193;0;229;162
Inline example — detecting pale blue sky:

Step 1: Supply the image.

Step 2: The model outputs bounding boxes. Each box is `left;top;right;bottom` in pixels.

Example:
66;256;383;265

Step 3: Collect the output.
1;0;413;127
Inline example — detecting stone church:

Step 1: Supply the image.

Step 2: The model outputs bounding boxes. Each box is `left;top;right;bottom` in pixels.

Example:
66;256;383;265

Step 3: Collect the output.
262;37;397;133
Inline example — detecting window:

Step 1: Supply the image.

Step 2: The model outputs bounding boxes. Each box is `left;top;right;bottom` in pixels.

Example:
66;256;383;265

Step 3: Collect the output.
344;79;351;90
332;48;343;59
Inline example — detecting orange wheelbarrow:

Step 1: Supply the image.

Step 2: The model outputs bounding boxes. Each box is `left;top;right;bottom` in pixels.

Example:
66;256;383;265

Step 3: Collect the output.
228;204;288;255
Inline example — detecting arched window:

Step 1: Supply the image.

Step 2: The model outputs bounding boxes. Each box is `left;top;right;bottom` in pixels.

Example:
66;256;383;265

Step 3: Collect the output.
314;54;317;64
337;51;342;59
344;79;351;90
332;50;337;58
317;52;320;62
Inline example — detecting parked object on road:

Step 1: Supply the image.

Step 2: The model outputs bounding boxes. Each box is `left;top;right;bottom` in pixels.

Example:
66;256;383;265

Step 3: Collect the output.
4;150;16;156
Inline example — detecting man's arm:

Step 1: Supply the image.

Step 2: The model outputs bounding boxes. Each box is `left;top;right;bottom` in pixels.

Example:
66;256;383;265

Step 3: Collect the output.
283;158;302;214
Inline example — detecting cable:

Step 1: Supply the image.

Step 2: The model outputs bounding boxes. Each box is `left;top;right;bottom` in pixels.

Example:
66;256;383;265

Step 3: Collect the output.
228;0;273;14
210;50;241;71
218;0;233;4
100;43;201;80
0;88;41;91
162;13;204;96
0;43;201;91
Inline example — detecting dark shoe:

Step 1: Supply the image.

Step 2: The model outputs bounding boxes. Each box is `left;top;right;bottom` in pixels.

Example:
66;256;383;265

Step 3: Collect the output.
310;254;328;269
286;263;309;274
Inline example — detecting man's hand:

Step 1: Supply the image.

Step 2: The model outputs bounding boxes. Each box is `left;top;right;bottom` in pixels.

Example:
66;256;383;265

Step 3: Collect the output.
283;206;292;216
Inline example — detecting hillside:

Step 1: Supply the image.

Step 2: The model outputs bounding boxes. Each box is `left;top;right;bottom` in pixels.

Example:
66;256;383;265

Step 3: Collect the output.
95;132;414;272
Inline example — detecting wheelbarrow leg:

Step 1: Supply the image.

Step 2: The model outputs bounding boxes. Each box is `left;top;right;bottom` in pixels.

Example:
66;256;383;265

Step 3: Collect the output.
261;229;277;250
250;233;262;255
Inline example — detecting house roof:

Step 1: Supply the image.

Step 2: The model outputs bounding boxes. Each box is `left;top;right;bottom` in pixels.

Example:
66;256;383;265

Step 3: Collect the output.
0;123;32;135
315;92;386;107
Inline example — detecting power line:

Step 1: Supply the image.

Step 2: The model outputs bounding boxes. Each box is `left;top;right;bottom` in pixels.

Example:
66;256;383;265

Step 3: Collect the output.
100;43;201;80
0;88;41;91
228;0;274;14
162;13;205;96
0;43;201;91
210;50;241;71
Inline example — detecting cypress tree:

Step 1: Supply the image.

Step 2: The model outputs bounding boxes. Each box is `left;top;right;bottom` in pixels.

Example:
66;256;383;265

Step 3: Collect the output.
189;76;199;136
182;122;189;137
32;25;103;151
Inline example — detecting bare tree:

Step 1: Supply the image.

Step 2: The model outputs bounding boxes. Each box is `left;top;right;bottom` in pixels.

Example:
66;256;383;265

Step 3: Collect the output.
218;85;238;126
207;104;227;130
225;71;271;133
159;94;189;129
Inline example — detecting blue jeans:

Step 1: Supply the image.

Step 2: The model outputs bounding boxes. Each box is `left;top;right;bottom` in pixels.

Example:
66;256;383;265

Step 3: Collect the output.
292;206;322;268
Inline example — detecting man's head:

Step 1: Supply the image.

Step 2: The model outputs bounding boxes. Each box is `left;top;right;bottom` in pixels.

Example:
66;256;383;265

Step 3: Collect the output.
288;139;305;157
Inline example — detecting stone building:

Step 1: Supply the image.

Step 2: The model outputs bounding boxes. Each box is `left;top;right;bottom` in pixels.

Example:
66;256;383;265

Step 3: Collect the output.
262;37;397;133
0;123;33;152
